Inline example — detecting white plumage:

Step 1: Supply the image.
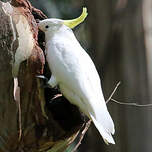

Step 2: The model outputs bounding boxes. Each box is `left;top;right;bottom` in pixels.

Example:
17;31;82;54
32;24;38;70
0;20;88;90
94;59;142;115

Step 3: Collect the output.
38;9;115;144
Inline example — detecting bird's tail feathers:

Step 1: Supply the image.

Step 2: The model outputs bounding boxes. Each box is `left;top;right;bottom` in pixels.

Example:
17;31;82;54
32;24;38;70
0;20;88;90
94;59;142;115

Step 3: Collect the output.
90;113;115;144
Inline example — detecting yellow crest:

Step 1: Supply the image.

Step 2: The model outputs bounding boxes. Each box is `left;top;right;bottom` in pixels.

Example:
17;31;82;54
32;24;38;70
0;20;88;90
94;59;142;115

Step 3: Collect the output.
63;7;88;29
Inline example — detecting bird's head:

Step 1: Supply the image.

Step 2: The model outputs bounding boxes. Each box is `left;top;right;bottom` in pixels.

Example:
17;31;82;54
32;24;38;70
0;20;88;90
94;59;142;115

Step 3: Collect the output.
38;7;88;33
38;18;63;32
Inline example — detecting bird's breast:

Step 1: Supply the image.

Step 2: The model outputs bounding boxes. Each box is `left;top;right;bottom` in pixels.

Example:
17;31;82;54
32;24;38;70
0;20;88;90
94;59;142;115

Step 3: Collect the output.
46;37;78;80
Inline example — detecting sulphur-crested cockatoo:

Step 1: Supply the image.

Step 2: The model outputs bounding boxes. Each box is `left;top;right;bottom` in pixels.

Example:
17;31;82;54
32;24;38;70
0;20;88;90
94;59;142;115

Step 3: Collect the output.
38;7;115;144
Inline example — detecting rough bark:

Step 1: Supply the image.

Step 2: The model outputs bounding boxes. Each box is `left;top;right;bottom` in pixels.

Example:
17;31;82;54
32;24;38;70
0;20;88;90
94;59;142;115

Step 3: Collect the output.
0;0;88;151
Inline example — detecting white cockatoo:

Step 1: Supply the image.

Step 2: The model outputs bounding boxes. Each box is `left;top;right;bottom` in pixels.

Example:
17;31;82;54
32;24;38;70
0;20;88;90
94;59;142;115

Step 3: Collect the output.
38;8;115;144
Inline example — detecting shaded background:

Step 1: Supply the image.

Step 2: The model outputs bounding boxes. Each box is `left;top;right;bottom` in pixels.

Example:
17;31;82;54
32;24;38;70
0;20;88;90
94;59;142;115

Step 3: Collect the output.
30;0;152;151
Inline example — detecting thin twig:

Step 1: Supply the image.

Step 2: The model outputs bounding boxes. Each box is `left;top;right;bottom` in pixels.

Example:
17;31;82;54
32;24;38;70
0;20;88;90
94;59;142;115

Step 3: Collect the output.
13;78;22;140
71;120;92;152
110;98;152;107
106;81;121;104
18;97;22;141
106;81;152;107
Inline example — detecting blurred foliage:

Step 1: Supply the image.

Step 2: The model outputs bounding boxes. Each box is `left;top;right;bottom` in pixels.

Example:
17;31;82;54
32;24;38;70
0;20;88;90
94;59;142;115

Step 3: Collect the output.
30;0;152;152
30;0;85;18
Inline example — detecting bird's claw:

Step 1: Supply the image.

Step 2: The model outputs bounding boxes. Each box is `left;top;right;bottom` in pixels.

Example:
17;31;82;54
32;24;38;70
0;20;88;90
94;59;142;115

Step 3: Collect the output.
36;75;51;88
36;75;48;81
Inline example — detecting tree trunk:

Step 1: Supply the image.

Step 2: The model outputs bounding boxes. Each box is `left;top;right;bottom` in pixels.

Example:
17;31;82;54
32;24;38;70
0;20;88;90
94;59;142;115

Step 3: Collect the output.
0;0;89;151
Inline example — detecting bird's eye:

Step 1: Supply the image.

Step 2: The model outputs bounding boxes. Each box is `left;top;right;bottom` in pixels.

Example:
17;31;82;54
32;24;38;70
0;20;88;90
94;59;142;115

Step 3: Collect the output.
45;25;49;29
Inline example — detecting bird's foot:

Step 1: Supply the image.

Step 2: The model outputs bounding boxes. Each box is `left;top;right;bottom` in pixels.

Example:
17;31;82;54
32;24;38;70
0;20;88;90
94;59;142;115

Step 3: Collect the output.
36;75;48;81
36;75;51;88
